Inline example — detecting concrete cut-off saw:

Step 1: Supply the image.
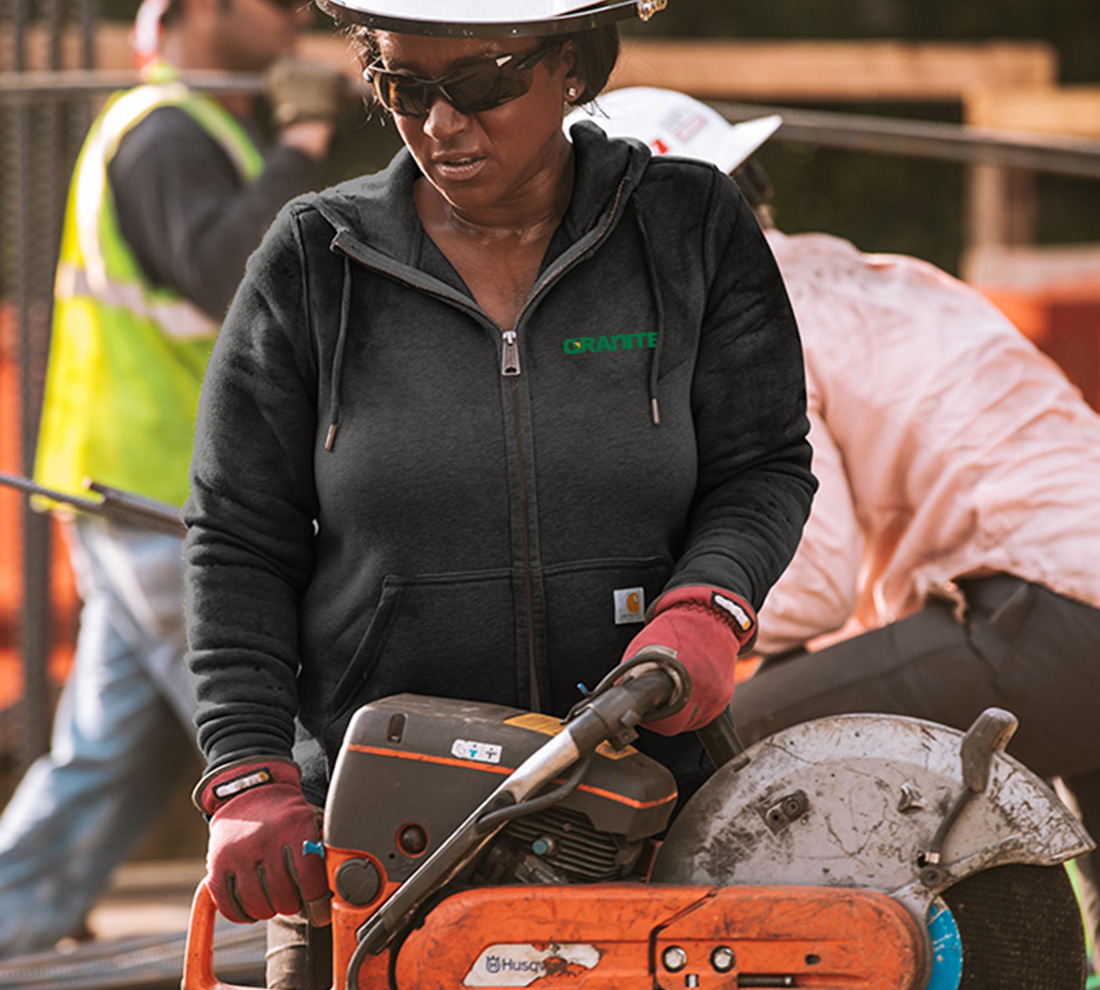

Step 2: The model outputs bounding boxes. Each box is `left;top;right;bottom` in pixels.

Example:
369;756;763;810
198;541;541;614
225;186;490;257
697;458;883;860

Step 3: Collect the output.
182;651;1094;990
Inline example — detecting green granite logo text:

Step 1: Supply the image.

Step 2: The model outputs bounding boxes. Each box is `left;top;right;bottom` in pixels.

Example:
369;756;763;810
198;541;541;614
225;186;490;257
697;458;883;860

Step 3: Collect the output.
563;333;657;354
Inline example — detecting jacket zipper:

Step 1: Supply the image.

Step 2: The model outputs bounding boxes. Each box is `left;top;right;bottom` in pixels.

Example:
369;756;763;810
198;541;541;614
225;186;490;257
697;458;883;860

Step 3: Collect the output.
508;371;539;710
501;329;520;376
495;179;629;708
500;328;534;705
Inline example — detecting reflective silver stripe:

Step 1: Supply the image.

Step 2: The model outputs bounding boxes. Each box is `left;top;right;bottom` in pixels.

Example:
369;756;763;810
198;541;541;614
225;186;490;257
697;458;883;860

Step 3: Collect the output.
56;261;217;340
75;84;194;293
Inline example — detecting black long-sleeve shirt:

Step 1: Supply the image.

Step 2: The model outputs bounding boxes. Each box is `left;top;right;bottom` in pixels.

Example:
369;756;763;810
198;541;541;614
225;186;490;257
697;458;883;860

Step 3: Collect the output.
108;104;322;321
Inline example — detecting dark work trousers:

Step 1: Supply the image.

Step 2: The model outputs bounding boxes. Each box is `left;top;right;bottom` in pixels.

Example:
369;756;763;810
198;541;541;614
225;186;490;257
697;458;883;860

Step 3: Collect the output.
730;573;1100;964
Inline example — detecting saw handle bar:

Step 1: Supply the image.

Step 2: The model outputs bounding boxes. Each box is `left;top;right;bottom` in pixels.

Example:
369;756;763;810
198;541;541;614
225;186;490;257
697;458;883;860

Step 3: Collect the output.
471;651;689;832
182;879;261;990
565;646;691;728
346;653;687;986
474;752;595;833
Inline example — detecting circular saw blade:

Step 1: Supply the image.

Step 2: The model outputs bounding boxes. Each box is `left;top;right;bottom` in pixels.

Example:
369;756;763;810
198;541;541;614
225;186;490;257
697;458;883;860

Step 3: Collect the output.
941;863;1086;989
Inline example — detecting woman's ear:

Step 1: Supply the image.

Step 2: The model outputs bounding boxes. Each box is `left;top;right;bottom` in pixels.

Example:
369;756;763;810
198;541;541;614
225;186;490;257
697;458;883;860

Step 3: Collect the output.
558;39;584;104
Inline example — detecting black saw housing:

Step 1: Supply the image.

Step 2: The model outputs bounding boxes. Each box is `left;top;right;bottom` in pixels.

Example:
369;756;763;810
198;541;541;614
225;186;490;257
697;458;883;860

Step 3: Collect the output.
325;694;678;885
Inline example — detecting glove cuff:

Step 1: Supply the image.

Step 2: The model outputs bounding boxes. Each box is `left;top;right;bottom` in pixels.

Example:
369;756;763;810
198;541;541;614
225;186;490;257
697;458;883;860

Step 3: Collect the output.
193;755;301;817
651;585;758;653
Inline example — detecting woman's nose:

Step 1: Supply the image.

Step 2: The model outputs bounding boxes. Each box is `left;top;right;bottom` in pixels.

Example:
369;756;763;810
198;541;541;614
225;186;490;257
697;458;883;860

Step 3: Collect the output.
423;94;469;140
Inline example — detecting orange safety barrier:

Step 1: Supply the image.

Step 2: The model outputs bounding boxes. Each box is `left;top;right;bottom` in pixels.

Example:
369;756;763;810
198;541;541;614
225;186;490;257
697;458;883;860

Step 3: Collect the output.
980;279;1100;413
0;303;79;716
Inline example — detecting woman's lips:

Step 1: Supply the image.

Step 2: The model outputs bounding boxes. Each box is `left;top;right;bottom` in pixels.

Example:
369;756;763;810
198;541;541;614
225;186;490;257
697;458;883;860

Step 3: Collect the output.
431;154;487;181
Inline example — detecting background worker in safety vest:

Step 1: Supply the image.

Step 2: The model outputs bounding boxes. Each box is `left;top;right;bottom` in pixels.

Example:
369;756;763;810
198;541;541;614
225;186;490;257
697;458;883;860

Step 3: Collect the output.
0;0;345;957
571;87;1100;971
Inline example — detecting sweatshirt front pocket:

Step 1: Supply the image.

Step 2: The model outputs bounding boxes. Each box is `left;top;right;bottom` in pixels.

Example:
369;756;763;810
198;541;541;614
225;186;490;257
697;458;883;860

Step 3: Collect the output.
542;555;672;711
327;568;517;724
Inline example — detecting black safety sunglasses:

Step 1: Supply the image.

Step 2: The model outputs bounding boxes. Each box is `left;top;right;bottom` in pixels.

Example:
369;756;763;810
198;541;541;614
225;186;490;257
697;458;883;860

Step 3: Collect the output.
364;42;561;118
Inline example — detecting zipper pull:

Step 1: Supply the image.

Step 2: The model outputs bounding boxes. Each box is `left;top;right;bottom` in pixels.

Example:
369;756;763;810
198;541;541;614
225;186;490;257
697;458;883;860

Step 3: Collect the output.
501;329;521;376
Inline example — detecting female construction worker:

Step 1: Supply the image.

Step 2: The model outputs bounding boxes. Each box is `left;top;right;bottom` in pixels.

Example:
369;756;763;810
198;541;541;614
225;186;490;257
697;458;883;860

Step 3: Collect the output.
182;4;815;984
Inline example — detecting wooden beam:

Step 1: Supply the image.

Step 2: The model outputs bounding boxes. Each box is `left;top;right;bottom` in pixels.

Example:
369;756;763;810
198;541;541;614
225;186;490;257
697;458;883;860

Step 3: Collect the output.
965;162;1036;250
966;85;1100;139
963;86;1100;273
610;40;1057;102
965;243;1100;294
2;27;1058;104
0;23;133;72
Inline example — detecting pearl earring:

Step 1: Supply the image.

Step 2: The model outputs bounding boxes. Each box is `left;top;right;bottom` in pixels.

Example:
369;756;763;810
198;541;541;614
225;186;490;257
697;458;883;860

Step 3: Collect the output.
566;87;578;100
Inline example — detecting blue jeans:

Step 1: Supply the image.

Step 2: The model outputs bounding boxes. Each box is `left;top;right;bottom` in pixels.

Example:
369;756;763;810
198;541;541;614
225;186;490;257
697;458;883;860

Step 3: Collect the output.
0;516;196;956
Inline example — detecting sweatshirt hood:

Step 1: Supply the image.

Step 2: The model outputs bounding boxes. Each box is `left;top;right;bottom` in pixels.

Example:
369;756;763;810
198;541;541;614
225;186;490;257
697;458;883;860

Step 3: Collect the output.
308;119;652;265
306;121;657;450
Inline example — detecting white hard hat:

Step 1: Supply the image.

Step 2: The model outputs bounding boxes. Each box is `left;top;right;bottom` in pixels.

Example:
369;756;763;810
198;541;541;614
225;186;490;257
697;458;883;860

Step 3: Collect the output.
317;0;666;37
565;87;781;174
131;0;168;66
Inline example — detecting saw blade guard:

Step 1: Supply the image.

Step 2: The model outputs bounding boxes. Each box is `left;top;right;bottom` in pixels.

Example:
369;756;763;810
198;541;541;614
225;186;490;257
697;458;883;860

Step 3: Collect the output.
651;709;1093;921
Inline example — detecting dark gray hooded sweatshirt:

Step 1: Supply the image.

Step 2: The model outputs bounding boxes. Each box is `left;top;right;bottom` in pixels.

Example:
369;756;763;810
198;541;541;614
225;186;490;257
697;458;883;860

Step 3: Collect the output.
184;122;815;803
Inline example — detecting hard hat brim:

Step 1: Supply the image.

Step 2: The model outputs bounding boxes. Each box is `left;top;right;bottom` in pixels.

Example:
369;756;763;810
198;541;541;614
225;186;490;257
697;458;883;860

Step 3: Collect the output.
315;0;655;36
565;87;782;174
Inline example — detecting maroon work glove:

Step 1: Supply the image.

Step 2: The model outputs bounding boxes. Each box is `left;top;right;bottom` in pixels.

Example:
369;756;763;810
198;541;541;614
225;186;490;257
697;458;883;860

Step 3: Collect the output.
193;757;331;925
622;585;757;736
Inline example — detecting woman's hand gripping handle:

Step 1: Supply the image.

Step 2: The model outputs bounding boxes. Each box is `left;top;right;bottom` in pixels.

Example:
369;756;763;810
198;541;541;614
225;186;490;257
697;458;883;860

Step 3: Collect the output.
193;756;331;926
621;585;757;736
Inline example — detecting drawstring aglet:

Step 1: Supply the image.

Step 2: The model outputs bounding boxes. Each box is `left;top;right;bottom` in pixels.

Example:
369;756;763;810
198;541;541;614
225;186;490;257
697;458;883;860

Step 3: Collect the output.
650;397;662;426
324;423;338;451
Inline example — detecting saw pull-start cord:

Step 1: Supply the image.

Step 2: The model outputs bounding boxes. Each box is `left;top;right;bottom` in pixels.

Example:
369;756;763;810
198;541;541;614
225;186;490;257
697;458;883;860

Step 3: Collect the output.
346;653;688;989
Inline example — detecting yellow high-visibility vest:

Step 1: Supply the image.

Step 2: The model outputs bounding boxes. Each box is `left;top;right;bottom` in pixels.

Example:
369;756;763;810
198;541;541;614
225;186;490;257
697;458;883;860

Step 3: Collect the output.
34;65;263;507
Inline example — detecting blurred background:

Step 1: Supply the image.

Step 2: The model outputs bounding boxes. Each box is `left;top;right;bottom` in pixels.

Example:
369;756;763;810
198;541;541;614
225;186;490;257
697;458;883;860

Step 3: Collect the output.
1;0;1099;937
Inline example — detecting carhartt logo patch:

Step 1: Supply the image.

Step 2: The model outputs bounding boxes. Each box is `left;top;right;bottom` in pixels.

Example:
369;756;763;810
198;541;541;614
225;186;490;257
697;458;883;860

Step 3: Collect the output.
614;587;646;625
563;333;657;355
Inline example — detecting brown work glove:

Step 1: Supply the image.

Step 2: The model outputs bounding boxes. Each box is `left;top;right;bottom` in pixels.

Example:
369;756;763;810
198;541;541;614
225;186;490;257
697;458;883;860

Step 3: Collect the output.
265;56;347;128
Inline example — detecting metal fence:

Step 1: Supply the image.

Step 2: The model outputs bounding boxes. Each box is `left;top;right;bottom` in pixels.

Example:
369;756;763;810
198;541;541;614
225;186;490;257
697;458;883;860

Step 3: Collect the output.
1;0;98;772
